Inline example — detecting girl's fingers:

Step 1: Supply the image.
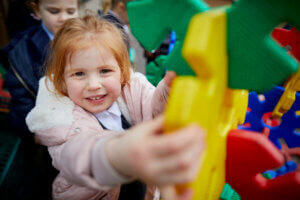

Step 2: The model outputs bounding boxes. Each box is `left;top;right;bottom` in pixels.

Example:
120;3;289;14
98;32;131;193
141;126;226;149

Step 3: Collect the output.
163;71;177;87
155;161;201;184
134;115;164;136
122;118;206;185
150;125;205;157
138;131;205;184
149;143;204;184
153;139;204;172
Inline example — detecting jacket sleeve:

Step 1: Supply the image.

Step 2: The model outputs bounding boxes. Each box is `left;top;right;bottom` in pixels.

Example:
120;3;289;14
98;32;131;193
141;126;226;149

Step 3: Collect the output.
46;125;115;190
151;77;170;117
28;107;126;191
4;66;36;134
123;72;169;124
3;36;40;135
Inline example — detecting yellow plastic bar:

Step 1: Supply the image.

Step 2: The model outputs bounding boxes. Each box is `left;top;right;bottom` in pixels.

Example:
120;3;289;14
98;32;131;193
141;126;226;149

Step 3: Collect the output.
163;8;248;200
182;9;228;200
164;9;226;200
163;77;225;199
272;68;300;118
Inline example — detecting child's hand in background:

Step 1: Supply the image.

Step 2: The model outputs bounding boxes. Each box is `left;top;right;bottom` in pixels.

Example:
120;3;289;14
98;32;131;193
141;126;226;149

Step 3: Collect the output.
106;116;206;186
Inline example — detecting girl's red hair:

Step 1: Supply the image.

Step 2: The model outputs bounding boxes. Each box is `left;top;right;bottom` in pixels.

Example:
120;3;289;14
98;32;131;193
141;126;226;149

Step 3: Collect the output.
45;14;131;96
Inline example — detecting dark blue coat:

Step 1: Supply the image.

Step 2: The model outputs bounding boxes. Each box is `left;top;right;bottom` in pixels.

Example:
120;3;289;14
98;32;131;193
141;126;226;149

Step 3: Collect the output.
1;25;57;200
2;25;50;135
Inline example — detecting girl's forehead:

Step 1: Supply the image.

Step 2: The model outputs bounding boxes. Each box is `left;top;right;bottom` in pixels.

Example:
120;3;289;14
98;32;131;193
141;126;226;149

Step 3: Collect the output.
40;0;78;7
71;45;111;58
67;46;117;66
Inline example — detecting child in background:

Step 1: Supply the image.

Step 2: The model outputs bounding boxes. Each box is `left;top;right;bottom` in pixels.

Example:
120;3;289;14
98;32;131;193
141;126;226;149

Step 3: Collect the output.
26;15;206;200
3;0;78;134
0;0;78;198
100;0;130;36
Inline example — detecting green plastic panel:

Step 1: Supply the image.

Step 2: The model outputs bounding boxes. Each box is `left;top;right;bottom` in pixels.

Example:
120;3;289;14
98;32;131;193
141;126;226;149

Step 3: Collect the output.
127;0;209;75
226;0;300;92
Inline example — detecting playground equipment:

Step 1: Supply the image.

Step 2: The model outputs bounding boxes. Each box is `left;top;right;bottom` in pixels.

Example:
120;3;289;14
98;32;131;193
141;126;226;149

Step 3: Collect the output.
127;0;300;199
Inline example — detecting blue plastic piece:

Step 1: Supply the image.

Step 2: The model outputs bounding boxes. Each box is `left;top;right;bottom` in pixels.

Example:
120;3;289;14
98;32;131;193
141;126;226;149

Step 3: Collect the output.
129;47;136;64
276;165;288;176
239;86;300;149
168;31;176;54
262;160;298;179
262;170;277;179
285;160;298;173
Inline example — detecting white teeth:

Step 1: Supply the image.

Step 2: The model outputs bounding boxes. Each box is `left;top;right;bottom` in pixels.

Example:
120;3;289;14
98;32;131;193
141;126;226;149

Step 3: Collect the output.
90;97;101;100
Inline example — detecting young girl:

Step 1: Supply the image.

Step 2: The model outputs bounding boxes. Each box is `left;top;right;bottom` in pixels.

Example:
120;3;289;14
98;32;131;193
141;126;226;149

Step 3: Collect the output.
26;15;205;200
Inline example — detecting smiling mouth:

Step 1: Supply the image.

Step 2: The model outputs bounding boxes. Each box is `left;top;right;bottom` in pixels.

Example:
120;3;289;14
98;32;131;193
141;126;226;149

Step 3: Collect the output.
89;96;102;100
86;95;106;102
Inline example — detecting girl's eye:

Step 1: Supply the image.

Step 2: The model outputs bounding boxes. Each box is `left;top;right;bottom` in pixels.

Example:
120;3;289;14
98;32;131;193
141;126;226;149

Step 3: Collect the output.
67;9;76;15
48;9;59;14
100;69;112;74
74;72;84;77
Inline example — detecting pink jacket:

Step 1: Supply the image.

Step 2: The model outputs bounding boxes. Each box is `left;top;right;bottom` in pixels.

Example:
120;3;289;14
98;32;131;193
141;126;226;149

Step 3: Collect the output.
26;72;168;200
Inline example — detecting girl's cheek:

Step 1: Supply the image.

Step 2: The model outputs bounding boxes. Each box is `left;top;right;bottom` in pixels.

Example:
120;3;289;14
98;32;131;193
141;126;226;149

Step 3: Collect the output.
110;81;122;96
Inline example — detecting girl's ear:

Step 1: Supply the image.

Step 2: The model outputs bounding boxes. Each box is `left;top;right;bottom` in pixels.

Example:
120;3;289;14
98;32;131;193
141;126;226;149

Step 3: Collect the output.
62;80;67;95
120;74;124;86
31;3;41;20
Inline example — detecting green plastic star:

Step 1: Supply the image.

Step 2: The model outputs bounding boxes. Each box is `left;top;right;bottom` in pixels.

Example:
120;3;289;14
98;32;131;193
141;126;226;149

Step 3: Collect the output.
127;0;209;75
226;0;300;91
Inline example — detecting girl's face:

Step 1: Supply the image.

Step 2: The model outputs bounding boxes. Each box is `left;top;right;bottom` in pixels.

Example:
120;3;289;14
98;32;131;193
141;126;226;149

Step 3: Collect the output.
35;0;78;35
64;46;122;113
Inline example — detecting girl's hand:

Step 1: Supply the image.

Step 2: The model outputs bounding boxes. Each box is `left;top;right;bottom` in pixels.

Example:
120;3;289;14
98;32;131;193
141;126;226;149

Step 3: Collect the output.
163;71;177;89
106;116;206;185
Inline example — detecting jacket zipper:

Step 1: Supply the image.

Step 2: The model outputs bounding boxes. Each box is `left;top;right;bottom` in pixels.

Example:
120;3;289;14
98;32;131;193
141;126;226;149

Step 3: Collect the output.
8;59;36;99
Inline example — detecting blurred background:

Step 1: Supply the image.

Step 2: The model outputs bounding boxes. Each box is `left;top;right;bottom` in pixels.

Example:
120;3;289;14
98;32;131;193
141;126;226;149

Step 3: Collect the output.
0;0;233;73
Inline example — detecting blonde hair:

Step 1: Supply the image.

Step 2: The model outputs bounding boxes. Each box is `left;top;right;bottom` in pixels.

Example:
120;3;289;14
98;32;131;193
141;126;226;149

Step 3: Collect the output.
101;0;131;13
101;0;112;14
45;14;131;96
26;0;39;13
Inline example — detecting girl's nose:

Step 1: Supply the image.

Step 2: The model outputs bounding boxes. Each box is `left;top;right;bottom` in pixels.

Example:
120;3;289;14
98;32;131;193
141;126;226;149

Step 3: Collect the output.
59;12;69;22
87;76;101;90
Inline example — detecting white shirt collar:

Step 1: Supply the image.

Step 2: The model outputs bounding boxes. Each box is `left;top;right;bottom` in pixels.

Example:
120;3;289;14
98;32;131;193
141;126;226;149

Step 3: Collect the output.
94;102;123;131
41;23;54;41
107;101;121;117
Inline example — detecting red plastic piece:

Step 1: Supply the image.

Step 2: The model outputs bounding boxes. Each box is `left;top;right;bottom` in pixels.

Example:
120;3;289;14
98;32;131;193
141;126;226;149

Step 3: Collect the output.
262;112;281;127
272;27;300;61
261;112;281;137
0;76;11;113
226;129;300;200
0;76;11;98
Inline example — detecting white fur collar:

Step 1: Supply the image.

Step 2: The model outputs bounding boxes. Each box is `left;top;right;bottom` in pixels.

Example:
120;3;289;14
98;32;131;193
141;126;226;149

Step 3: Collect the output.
26;77;75;132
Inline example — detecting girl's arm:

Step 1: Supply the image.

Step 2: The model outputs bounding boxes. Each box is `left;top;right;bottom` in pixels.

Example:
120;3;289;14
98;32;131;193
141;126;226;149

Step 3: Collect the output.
105;116;206;194
152;71;176;117
122;71;176;124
